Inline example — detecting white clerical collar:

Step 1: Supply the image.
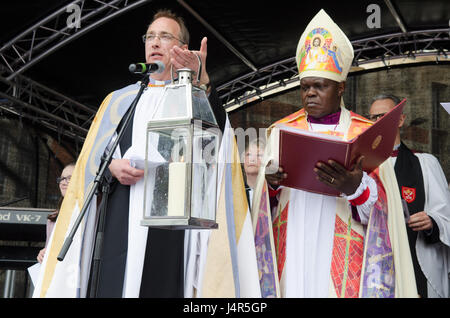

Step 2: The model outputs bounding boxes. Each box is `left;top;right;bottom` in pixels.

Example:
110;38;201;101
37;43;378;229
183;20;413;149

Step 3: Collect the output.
149;77;172;86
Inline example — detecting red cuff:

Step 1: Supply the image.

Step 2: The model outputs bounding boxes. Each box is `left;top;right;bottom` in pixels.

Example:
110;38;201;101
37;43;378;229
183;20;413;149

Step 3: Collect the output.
349;187;370;206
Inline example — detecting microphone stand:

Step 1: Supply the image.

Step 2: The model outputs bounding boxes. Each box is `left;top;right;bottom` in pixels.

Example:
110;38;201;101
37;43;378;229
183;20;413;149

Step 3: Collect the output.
57;73;151;296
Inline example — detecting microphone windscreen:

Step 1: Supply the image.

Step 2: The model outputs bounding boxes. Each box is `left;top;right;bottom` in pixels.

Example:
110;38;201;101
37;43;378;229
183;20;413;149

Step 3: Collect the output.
155;61;165;73
128;64;137;73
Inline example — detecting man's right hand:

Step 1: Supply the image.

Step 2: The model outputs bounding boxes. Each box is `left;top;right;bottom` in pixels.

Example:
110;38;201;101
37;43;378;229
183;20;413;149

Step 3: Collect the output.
109;159;144;185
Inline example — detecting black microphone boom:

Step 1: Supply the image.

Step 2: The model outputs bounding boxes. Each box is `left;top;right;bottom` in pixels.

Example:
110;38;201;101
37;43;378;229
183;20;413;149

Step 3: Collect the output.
129;61;165;74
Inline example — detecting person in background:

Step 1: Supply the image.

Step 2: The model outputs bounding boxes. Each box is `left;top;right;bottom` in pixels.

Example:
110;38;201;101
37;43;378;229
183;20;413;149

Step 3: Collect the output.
242;138;265;209
369;94;450;298
36;162;75;263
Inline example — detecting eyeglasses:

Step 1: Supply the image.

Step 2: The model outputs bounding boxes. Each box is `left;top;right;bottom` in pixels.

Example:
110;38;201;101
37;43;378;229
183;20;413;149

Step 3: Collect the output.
367;113;387;121
57;176;71;184
142;32;185;44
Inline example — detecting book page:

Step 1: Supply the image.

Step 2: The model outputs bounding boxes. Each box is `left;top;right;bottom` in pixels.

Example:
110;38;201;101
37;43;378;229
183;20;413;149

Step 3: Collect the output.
276;123;343;141
265;127;280;175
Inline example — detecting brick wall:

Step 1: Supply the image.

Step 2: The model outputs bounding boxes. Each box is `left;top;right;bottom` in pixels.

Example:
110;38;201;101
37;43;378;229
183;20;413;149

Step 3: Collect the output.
0;118;62;209
0;118;72;297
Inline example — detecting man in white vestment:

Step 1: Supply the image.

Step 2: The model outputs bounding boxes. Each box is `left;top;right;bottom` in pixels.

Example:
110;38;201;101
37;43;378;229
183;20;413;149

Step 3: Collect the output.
32;9;234;298
370;94;450;298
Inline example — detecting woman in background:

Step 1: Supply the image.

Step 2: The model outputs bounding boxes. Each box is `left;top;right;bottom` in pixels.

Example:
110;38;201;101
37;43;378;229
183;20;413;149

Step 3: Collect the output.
37;162;75;263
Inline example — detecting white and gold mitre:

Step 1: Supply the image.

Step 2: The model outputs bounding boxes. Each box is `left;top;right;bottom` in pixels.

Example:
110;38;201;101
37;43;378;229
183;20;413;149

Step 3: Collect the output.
296;9;354;82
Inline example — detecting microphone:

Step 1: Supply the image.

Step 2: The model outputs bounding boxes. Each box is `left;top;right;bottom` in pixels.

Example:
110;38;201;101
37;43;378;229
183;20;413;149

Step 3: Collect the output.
129;61;165;74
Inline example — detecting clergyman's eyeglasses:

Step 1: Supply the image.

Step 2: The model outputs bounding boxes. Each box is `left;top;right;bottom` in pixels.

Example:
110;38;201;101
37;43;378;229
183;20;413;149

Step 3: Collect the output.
367;113;387;121
142;32;185;44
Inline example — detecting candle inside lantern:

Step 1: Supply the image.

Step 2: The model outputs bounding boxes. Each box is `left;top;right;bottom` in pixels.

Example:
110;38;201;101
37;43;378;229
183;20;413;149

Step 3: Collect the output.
167;162;187;217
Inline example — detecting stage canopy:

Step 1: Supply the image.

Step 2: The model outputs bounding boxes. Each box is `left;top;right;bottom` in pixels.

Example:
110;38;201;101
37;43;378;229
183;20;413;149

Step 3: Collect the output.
0;0;449;147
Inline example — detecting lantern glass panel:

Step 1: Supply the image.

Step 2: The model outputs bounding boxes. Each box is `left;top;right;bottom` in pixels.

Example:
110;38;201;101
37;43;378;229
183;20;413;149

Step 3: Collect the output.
143;126;191;220
192;88;217;125
155;85;189;119
190;124;219;222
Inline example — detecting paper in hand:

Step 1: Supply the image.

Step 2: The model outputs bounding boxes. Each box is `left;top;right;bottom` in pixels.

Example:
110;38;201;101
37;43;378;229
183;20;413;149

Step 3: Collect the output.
28;263;41;287
124;145;166;170
129;157;146;170
440;103;450;115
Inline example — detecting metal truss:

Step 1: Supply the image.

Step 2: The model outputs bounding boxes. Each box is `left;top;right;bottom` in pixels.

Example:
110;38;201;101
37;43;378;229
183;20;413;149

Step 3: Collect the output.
217;57;299;111
1;0;449;147
352;28;450;66
0;66;96;149
218;28;450;111
0;0;150;80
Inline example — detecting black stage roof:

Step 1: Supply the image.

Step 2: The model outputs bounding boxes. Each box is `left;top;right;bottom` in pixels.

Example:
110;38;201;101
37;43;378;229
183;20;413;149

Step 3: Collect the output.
0;0;449;146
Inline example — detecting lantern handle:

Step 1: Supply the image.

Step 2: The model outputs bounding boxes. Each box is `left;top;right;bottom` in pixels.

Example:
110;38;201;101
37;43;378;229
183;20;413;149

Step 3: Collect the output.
194;52;202;84
169;54;202;85
170;64;175;84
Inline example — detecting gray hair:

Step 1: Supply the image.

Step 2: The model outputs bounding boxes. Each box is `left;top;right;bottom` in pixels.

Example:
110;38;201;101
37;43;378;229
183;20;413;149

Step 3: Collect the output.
371;93;402;106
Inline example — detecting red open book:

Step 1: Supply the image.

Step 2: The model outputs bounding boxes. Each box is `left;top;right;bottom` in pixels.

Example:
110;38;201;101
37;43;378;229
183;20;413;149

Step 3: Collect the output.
275;99;406;196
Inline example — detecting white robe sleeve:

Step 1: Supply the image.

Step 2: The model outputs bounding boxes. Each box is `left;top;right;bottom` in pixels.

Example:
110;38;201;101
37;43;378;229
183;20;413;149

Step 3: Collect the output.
418;154;450;246
415;153;450;298
343;171;378;225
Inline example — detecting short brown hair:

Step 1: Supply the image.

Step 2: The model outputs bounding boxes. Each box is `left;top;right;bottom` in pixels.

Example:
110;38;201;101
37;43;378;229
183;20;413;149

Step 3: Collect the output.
149;9;190;45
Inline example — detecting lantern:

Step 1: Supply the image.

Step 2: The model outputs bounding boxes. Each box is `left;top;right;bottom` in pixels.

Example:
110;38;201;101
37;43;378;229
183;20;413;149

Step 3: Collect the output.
141;69;220;229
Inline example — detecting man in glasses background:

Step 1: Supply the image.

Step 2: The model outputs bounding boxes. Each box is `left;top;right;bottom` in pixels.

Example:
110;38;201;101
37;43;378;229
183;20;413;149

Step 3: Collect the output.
369;94;450;298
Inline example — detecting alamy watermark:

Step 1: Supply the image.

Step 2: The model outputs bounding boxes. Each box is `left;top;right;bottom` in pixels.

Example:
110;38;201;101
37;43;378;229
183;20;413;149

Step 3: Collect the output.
170;122;270;168
66;3;81;29
366;4;381;29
